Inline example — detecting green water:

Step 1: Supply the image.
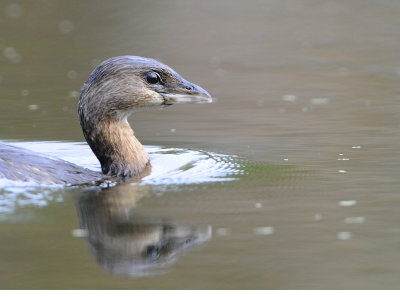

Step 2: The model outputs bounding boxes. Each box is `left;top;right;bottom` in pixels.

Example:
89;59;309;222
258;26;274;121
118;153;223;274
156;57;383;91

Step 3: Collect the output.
1;0;400;289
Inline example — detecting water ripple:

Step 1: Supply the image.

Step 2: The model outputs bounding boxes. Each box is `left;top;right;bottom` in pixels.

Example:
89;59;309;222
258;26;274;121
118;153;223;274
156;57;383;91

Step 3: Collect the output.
0;141;243;214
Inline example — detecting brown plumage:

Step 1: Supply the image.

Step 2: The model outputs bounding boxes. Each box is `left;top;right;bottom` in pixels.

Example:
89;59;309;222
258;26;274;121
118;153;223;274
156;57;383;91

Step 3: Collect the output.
0;56;211;185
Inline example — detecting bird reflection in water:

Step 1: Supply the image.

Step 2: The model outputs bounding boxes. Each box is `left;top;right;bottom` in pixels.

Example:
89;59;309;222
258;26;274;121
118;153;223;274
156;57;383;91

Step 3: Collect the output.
73;183;211;277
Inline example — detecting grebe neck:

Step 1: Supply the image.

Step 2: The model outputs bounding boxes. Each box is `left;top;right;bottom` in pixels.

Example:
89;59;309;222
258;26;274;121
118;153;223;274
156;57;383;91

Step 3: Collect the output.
83;118;149;177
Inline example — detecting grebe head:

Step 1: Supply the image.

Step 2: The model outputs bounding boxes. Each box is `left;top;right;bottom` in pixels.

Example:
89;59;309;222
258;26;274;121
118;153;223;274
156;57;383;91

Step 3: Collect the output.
78;56;211;178
79;56;211;121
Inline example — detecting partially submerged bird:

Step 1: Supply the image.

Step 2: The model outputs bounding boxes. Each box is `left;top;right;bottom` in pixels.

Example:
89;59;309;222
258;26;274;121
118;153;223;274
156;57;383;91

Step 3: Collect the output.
0;56;211;185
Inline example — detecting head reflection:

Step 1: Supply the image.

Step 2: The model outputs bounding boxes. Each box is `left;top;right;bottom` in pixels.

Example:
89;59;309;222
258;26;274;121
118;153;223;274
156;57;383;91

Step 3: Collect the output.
73;184;211;277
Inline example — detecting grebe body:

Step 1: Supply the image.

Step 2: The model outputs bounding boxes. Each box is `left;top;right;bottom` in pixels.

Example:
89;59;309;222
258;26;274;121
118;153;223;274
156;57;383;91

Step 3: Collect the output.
0;56;211;185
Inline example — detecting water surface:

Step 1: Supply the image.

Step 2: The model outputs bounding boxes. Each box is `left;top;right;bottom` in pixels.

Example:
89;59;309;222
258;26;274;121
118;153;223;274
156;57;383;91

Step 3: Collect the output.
1;0;400;289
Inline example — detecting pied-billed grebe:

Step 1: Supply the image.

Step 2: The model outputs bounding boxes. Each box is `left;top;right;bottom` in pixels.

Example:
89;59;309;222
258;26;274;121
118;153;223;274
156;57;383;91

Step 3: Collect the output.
0;56;211;185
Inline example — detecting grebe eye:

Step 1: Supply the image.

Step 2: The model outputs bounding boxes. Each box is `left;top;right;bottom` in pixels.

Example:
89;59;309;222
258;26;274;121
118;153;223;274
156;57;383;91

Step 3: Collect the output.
146;72;160;84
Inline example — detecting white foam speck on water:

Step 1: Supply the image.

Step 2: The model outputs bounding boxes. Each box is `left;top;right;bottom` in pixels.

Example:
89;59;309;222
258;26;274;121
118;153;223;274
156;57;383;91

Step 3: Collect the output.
344;217;365;224
310;98;330;105
339;200;357;206
58;20;74;34
253;226;275;236
282;94;297;102
69;90;80;98
337;232;352;240
216;228;231;236
71;229;88;238
20;89;29;96
28;104;39;110
3;47;21;64
314;213;322;221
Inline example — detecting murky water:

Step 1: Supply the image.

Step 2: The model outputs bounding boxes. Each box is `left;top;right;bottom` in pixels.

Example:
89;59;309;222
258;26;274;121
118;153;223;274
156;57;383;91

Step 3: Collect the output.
1;0;400;289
